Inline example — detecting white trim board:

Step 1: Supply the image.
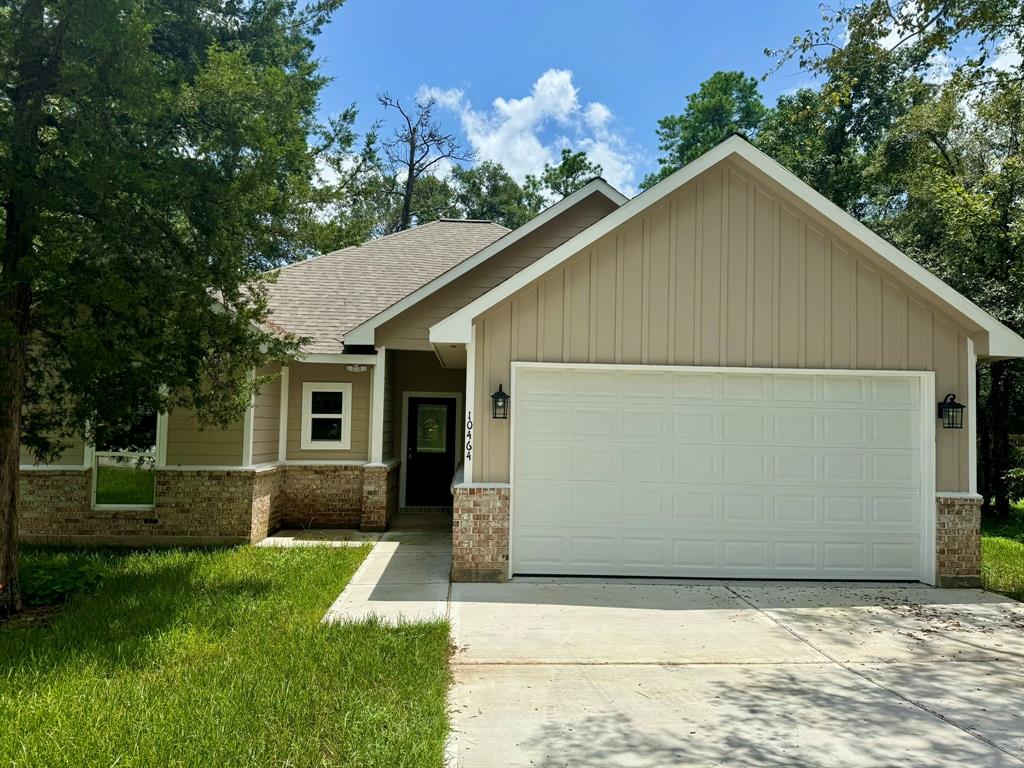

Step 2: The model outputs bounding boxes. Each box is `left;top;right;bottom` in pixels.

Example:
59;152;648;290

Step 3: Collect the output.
345;179;628;346
369;347;387;463
300;381;353;450
399;390;463;508
430;136;1024;360
297;353;379;366
508;362;937;585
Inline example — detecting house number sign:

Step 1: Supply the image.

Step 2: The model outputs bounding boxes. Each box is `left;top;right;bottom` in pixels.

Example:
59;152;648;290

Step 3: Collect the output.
465;411;473;461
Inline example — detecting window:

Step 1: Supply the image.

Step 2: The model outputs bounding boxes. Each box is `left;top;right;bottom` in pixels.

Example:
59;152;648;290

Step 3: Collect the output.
301;382;352;450
93;408;159;508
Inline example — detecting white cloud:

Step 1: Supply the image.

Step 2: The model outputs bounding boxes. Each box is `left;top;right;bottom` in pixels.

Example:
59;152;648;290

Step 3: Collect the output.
992;41;1022;72
421;69;640;196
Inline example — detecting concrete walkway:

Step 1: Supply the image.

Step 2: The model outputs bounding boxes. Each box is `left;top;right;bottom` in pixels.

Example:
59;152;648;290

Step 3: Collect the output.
449;580;1024;767
323;530;452;623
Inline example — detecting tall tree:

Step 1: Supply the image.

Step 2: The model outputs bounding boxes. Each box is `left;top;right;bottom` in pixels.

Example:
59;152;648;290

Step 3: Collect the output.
642;71;767;190
0;0;338;615
871;75;1024;516
529;148;603;200
450;161;545;229
774;0;1024;516
378;94;472;231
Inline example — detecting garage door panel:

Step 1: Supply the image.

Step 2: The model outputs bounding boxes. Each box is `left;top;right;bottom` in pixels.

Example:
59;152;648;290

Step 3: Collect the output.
512;366;928;581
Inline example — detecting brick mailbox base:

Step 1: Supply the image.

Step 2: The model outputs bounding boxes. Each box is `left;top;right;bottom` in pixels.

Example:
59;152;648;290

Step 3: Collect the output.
452;484;510;582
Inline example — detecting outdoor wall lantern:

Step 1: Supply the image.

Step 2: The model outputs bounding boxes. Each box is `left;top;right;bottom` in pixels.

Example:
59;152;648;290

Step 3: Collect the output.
937;393;965;429
491;384;510;420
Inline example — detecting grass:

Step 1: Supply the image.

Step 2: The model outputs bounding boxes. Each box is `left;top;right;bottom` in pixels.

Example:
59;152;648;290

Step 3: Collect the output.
94;464;156;505
0;546;452;767
981;506;1024;601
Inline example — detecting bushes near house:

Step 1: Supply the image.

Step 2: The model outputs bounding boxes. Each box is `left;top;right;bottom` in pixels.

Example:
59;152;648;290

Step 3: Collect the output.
981;506;1024;601
0;546;451;767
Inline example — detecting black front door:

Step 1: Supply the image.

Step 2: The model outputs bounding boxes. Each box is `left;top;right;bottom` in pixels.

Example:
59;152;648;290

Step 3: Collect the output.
406;396;457;506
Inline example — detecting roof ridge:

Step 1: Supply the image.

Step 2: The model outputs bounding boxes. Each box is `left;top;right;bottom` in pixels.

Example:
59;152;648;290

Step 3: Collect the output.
268;219;482;275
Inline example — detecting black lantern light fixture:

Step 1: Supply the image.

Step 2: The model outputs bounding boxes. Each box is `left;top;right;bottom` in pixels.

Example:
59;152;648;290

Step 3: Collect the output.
937;393;965;429
491;384;510;420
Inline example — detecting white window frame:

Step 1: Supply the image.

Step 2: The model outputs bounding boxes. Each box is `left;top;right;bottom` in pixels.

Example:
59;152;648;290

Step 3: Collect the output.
301;382;352;450
91;411;164;511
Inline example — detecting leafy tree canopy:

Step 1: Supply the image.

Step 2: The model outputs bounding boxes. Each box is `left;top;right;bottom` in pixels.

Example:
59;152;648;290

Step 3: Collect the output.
530;148;604;199
642;71;768;189
0;0;342;612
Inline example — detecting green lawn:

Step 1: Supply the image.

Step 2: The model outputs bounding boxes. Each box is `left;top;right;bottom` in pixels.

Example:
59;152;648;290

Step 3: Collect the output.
0;546;451;767
981;508;1024;601
94;464;156;505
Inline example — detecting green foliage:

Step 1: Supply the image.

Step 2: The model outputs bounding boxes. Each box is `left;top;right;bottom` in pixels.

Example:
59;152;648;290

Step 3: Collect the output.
765;0;1024;517
1;0;344;464
642;71;767;190
769;0;1024;83
19;550;110;607
450;161;546;229
982;505;1024;600
530;148;604;199
1;546;452;766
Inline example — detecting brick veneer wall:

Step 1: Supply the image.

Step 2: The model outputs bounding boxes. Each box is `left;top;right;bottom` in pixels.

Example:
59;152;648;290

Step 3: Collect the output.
18;461;402;546
281;465;365;528
19;470;93;542
452;484;510;582
361;462;401;532
251;466;284;541
935;493;982;587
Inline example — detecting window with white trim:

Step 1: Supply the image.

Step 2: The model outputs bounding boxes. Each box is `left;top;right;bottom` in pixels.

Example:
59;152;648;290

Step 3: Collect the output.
301;382;352;450
92;408;160;508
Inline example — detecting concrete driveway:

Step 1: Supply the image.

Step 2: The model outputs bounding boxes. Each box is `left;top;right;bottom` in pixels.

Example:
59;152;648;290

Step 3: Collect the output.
448;580;1024;767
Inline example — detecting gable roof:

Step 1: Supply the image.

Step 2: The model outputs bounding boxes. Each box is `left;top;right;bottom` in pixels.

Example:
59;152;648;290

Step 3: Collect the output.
342;179;628;346
430;135;1024;359
266;219;508;353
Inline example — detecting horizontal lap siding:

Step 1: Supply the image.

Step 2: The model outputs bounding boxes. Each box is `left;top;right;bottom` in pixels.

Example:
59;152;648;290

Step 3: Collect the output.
166;411;244;466
286;362;370;461
375;195;619;349
20;441;86;467
251;364;281;464
475;159;972;491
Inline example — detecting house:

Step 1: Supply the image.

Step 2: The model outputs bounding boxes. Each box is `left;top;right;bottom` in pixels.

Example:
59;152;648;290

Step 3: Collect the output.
20;136;1024;587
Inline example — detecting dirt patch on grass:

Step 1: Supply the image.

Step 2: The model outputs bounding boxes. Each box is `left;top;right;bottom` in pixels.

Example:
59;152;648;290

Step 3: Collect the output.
0;604;61;630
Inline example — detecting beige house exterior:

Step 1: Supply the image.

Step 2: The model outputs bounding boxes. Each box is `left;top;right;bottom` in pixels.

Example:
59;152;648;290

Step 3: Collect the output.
20;137;1023;587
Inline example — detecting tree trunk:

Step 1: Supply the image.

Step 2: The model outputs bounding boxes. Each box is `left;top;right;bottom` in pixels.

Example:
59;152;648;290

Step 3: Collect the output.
399;127;417;231
1;0;47;616
0;329;26;618
989;359;1013;519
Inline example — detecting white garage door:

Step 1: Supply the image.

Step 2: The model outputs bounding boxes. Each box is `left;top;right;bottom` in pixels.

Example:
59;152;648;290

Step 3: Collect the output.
511;365;933;582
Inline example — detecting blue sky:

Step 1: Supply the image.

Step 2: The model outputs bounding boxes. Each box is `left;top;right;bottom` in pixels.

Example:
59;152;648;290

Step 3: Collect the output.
314;0;828;194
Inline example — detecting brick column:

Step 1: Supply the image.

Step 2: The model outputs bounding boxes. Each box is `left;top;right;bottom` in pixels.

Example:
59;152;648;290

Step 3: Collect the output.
935;493;982;587
361;462;400;532
452;484;510;582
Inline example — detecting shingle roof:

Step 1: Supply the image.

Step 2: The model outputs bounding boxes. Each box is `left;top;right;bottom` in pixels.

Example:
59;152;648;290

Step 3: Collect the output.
265;219;509;353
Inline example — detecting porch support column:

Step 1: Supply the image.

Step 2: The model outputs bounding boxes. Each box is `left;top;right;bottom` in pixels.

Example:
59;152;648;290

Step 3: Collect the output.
464;325;476;483
277;365;290;463
369;346;386;464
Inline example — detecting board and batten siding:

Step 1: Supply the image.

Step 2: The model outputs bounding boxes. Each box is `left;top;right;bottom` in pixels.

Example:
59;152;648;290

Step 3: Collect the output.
473;158;973;492
375;194;619;349
251;364;281;464
381;350;397;460
285;362;370;461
